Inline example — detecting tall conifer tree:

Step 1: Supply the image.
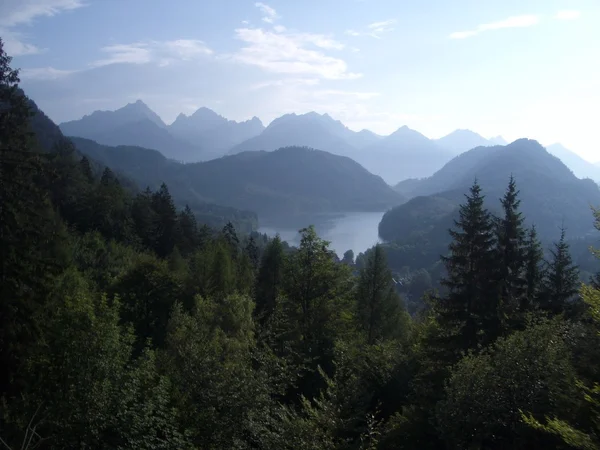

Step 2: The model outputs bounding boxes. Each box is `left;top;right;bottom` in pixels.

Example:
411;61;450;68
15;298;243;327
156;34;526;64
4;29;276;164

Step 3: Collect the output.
524;225;544;311
355;244;407;344
439;181;497;352
494;176;528;331
540;228;579;315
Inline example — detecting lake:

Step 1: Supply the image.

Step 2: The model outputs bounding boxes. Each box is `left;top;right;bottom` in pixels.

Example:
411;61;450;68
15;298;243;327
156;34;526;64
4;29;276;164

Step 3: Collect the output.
259;211;385;258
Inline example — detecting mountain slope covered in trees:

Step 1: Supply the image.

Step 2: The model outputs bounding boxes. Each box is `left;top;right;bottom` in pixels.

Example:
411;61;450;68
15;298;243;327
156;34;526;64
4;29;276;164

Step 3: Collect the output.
72;137;403;223
384;139;600;241
23;99;259;232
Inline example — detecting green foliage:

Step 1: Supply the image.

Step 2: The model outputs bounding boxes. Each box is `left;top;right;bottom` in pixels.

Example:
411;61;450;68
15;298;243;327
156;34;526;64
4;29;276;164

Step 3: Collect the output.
437;181;499;354
494;175;528;326
355;244;411;344
282;227;352;372
436;318;577;449
541;228;580;315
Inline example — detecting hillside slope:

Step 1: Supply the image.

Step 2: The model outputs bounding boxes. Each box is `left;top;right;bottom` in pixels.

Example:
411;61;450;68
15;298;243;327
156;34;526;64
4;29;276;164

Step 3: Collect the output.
72;139;404;223
381;139;600;242
27;99;257;232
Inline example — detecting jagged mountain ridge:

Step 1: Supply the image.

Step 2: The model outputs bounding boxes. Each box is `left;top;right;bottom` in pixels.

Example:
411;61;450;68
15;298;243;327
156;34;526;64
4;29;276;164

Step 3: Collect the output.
60;102;593;186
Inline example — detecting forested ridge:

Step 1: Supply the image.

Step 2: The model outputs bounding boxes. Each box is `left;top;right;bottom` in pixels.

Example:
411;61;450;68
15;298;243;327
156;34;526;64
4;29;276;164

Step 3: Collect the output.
2;40;600;450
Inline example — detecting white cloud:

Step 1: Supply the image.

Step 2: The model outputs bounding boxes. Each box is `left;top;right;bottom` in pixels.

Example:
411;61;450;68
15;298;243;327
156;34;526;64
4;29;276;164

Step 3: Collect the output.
2;30;42;55
91;40;213;68
345;19;396;39
368;19;396;34
555;10;581;20
0;0;84;27
449;14;539;39
20;66;75;80
232;27;359;80
313;89;380;101
273;25;286;33
0;0;85;56
250;78;321;90
255;2;279;24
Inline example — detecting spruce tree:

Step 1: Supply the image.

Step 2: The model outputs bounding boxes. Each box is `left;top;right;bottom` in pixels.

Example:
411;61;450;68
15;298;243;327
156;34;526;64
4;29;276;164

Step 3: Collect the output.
524;225;544;311
209;243;235;297
439;181;498;353
151;183;180;258
245;236;260;268
79;155;94;182
540;228;580;315
222;221;240;256
495;176;527;326
355;244;407;344
131;187;157;249
255;236;285;323
178;204;199;256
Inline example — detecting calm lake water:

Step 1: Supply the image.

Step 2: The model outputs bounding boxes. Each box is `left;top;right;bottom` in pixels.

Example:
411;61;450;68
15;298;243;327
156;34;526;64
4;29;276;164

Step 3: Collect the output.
259;211;385;258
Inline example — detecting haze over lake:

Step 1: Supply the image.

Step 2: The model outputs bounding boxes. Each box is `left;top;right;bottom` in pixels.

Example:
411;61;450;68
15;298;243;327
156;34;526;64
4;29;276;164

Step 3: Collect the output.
259;211;385;258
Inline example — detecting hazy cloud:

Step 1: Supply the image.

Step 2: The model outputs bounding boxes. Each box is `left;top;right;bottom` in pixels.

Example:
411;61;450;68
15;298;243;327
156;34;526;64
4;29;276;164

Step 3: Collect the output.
91;40;213;68
555;10;581;20
449;15;539;39
255;2;279;24
250;78;321;90
346;19;396;39
20;66;76;80
0;0;85;55
232;27;359;80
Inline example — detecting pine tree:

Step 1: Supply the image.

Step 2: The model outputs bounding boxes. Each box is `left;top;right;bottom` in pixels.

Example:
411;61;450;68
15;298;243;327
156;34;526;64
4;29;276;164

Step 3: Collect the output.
79;155;94;182
151;183;180;258
540;228;580;315
355;244;407;344
283;226;352;397
245;236;260;268
524;225;544;311
494;176;527;326
132;187;158;250
209;243;235;297
222;221;240;257
178;204;198;256
255;236;286;323
439;181;498;353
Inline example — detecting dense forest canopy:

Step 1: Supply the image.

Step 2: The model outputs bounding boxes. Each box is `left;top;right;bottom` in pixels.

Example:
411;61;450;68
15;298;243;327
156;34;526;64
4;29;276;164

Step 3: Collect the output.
2;39;600;450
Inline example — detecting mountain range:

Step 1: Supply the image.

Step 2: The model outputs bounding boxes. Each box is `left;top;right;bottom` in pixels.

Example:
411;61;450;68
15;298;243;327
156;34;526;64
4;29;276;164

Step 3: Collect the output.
59;101;596;185
60;100;265;162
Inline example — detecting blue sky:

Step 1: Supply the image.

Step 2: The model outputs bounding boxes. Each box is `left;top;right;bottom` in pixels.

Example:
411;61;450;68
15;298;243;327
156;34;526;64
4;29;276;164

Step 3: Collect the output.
2;0;599;161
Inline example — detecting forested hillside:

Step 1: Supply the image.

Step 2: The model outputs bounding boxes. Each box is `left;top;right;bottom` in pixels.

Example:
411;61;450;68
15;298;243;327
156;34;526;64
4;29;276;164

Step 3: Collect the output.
72;137;403;223
3;40;600;450
389;139;600;240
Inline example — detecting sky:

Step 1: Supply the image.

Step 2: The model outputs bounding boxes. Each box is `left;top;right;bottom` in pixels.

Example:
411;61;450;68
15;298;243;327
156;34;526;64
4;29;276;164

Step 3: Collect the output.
2;0;599;162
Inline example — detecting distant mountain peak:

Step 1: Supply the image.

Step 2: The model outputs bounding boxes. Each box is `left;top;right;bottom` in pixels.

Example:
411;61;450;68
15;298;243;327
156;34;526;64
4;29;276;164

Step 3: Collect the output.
389;125;423;138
